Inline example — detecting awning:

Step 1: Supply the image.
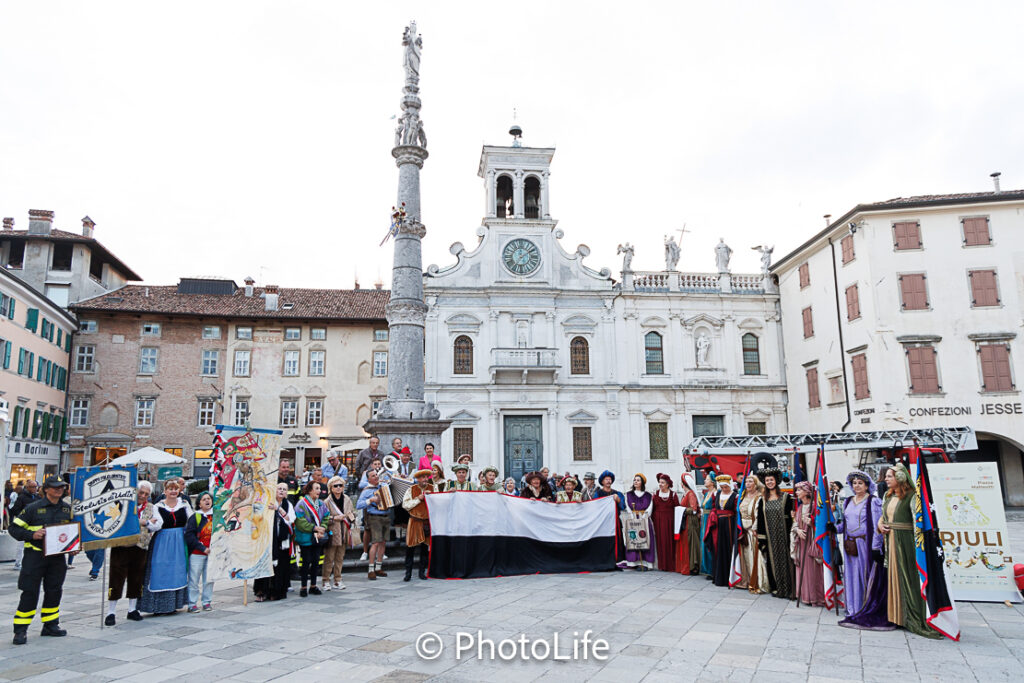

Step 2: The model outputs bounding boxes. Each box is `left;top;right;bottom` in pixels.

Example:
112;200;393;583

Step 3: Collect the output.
330;438;369;453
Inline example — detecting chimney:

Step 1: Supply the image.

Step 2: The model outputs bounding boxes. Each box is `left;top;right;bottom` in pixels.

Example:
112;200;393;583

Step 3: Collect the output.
263;284;279;311
823;214;832;226
2;217;12;231
28;209;54;236
81;216;95;238
374;278;383;290
354;277;360;290
244;276;255;297
990;172;1001;193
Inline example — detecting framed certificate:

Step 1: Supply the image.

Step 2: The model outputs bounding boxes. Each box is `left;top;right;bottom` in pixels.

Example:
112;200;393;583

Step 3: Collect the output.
44;523;81;556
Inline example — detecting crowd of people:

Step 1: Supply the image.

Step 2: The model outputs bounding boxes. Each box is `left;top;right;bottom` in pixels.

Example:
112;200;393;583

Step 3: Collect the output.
5;434;944;644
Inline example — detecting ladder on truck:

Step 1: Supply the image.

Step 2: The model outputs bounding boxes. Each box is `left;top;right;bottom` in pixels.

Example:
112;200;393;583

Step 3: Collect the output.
684;426;977;456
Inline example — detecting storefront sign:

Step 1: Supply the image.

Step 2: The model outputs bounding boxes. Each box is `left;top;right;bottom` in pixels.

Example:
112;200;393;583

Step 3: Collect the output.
930;462;1021;603
908;402;1023;417
156;466;184;480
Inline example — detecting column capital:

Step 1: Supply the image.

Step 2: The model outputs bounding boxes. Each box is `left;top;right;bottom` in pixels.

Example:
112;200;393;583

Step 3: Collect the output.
392;145;428;168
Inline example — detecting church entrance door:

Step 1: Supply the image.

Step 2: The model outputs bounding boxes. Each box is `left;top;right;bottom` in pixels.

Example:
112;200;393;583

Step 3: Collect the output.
504;415;542;484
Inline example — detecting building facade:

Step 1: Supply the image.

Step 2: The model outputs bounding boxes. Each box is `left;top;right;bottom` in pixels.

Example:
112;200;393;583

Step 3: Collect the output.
423;138;787;484
1;210;141;308
773;187;1024;505
68;279;388;477
0;267;76;486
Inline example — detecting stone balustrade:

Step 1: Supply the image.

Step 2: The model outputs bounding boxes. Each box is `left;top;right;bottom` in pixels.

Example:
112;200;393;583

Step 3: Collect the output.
622;271;770;294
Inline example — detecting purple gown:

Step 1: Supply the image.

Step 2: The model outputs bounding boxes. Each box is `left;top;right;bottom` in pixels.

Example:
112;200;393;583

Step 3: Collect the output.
625;491;656;566
835;494;884;615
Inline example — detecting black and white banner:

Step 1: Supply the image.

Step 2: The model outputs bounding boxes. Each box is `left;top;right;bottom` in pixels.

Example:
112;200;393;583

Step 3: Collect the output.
426;492;617;579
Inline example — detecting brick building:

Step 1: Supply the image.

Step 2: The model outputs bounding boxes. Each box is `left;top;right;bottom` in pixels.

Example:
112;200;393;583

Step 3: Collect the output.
67;278;388;478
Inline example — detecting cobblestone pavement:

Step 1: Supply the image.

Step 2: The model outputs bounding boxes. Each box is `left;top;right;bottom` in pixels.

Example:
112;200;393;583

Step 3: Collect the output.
1;516;1022;683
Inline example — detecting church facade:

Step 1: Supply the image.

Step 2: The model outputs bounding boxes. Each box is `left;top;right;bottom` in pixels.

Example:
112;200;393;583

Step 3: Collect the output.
422;138;788;483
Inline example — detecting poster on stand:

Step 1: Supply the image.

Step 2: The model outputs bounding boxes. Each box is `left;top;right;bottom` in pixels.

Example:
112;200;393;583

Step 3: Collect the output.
930;462;1021;603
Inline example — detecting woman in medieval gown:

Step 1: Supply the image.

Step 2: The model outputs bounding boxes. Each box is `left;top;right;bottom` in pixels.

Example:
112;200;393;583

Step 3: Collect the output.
138;480;189;615
835;470;883;615
625;475;656;569
737;474;768;593
791;481;825;606
650;474;679;571
593;470;627;565
698;477;716;577
703;475;737;587
756;468;794;599
841;464;941;638
675;473;701;575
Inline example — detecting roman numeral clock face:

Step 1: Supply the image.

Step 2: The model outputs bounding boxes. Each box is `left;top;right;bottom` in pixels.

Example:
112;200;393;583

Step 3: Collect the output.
502;238;541;276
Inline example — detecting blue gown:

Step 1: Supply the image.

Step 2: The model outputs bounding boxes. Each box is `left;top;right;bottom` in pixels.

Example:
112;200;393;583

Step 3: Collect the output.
699;490;714;575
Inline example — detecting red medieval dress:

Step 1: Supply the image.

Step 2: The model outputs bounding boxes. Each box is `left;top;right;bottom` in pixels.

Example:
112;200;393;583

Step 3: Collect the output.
651;490;679;572
675;489;700;575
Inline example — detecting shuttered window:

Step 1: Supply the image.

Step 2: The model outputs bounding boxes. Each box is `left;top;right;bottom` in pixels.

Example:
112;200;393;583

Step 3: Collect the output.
979;344;1014;392
845;284;860;320
969;269;1000;307
893;221;922;250
907;346;940;394
851;353;870;400
801;307;814;338
841;234;855;264
962;217;991;246
798;263;810;289
899;273;928;310
806;367;821;409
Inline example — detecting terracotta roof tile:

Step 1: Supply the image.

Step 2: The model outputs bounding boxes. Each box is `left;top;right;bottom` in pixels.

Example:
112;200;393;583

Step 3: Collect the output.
872;189;1024;206
71;284;389;322
3;228;142;280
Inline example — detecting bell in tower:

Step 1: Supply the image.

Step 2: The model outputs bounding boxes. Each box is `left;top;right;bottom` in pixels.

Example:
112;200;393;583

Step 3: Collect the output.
478;123;554;222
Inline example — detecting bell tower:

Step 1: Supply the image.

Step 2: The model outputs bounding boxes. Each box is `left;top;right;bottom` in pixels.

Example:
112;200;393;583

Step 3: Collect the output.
478;125;554;222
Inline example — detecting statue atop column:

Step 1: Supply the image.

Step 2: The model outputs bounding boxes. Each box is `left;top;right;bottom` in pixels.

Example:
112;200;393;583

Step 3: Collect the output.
752;244;773;275
664;234;681;271
617;243;634;272
715;238;733;273
402;22;423;88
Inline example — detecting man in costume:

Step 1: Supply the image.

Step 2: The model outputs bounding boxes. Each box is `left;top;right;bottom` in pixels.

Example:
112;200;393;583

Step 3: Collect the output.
556;475;583;502
581;472;598;501
402;469;434;581
10;475;75;645
521;471;552;501
704;474;738;587
593;471;627;564
478;466;502;492
446;464;476;491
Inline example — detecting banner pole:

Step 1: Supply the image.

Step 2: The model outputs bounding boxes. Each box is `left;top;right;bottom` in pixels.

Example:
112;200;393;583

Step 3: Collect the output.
243;579;248;607
99;546;107;628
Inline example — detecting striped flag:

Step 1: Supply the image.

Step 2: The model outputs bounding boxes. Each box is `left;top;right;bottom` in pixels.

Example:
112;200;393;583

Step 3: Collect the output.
813;447;844;610
911;447;961;641
728;456;751;588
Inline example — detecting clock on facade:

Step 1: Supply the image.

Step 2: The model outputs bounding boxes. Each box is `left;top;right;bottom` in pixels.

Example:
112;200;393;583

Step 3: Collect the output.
502;238;541;276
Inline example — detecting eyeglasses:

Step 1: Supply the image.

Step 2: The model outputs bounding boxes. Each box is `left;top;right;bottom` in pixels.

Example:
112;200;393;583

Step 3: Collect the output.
332;484;343;488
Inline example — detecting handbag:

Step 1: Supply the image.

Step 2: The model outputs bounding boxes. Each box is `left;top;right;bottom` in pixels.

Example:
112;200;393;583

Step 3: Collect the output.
623;515;650;551
844;537;859;556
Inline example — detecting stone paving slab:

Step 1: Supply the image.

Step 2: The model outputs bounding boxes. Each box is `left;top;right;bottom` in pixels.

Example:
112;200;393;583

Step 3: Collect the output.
1;518;1023;682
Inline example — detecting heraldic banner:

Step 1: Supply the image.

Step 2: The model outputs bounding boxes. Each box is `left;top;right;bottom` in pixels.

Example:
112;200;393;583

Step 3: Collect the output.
71;465;141;551
207;425;282;582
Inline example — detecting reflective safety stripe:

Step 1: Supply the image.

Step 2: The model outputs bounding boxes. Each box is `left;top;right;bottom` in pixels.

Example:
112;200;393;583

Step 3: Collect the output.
40;607;59;613
13;517;41;531
13;610;36;625
24;543;42;552
40;610;60;623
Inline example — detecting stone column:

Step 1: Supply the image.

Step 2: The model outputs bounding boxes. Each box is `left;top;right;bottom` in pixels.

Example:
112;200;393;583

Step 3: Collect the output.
541;170;551;219
486;169;496;218
513;170;525;219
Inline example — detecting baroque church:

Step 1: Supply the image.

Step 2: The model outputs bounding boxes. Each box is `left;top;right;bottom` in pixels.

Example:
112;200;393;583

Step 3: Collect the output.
422;129;788;483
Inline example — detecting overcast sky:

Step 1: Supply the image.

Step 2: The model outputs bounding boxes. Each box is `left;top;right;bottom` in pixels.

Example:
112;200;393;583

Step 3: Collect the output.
3;1;1022;289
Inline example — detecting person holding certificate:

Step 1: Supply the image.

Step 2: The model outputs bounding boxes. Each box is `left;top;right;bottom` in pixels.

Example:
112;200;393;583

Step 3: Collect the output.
9;475;76;645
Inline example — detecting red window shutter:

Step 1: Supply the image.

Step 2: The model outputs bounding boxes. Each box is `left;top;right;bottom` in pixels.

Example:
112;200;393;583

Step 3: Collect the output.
851;353;869;399
894;221;921;250
908;346;939;394
846;284;860;320
841;235;855;263
963;217;991;246
802;307;813;338
970;270;999;307
806;368;820;408
900;273;928;310
980;344;1013;391
799;263;810;289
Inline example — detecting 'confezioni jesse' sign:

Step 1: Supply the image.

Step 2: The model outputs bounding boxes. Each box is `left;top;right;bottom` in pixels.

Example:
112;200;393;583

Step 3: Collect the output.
908;401;1022;417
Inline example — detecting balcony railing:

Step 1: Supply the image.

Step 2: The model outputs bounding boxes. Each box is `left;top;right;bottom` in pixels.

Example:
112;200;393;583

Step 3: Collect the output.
624;270;770;295
491;348;560;368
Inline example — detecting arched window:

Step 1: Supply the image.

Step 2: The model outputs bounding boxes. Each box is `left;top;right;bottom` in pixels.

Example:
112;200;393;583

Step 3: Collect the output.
570;336;589;375
453;335;474;374
496;175;513;217
644;331;664;374
742;333;761;375
524;176;541;219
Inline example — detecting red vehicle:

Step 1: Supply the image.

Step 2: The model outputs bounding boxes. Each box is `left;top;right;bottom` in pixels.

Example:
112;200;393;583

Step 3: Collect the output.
683;427;976;485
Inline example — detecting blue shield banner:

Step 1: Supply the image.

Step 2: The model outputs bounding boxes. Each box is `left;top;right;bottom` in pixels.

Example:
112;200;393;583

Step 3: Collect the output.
71;465;141;551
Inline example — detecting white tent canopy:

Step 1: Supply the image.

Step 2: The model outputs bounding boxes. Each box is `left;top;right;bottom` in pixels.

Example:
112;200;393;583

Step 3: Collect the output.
329;438;369;454
108;446;186;467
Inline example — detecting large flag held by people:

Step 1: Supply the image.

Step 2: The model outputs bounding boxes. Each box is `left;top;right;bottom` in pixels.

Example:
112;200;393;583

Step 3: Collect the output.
728;456;751;587
910;447;962;641
426;492;617;579
813;447;843;610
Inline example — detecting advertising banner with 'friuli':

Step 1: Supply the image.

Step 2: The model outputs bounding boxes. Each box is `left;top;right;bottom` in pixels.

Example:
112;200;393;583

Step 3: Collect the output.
207;425;282;582
930;462;1021;603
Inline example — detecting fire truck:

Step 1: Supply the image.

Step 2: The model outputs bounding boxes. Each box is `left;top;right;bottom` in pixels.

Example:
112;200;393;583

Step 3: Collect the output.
683;426;977;485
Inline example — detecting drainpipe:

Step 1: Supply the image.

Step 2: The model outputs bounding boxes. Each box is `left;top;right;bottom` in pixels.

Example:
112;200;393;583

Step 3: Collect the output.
828;236;852;431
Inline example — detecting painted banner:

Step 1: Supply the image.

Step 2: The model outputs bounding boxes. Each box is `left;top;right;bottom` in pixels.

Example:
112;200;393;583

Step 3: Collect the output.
207;425;282;582
70;465;140;551
929;462;1021;603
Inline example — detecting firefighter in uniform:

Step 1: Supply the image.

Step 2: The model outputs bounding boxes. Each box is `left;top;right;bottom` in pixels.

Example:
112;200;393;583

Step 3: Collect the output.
9;475;76;645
